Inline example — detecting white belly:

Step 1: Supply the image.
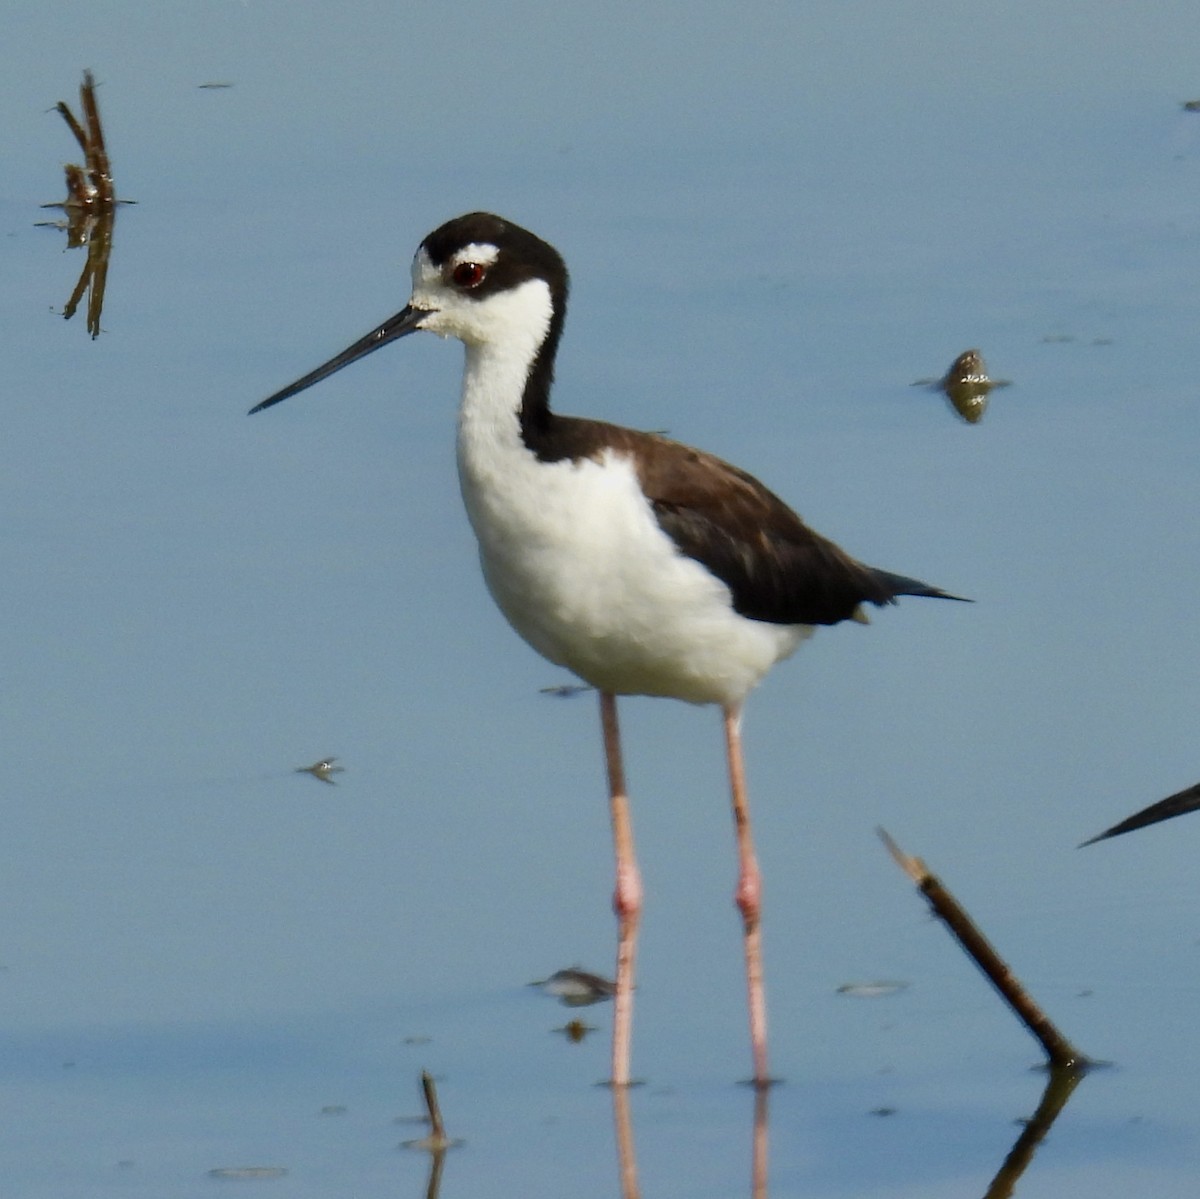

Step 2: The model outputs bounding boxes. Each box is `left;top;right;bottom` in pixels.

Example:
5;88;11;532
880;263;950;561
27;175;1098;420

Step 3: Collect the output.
457;439;810;707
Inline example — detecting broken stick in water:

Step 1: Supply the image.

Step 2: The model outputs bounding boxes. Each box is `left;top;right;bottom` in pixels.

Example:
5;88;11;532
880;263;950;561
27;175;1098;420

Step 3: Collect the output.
401;1071;463;1153
877;828;1090;1070
37;70;135;337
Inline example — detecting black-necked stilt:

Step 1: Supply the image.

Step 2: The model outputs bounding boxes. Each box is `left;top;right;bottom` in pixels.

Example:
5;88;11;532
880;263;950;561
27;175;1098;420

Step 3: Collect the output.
251;212;967;1087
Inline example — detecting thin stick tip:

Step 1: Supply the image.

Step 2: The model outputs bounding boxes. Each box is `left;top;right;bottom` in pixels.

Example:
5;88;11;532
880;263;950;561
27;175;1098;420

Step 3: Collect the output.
876;827;927;882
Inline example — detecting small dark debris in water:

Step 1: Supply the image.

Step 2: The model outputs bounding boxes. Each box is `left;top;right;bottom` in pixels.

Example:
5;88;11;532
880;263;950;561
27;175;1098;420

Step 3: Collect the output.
1041;333;1113;347
554;1018;598;1043
1182;99;1200;112
116;1160;135;1169
869;1106;897;1117
319;1104;347;1116
911;349;1009;424
207;1166;288;1180
531;966;616;1006
1080;779;1200;846
539;683;592;698
1076;989;1093;999
296;756;344;785
836;980;909;998
403;1034;432;1045
198;81;235;89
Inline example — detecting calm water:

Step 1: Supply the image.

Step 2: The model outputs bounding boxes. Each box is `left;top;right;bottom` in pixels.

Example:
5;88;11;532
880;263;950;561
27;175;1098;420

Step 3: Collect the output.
4;2;1200;1194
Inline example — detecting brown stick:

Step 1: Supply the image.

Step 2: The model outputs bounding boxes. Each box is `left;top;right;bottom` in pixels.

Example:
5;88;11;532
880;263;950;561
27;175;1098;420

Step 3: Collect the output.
421;1071;446;1142
52;71;116;207
78;70;113;203
400;1071;460;1154
54;100;90;155
878;828;1088;1069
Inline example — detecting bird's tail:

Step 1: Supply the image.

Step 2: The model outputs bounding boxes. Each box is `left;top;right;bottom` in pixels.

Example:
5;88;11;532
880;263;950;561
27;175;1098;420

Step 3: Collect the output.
870;568;972;606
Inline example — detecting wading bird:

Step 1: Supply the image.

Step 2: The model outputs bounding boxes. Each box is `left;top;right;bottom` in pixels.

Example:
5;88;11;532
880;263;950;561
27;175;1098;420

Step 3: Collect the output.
251;212;965;1086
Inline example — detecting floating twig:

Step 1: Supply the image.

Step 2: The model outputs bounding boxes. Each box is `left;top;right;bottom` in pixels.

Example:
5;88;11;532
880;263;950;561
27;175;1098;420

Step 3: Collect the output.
878;828;1089;1069
37;71;134;337
42;70;133;216
62;70;113;205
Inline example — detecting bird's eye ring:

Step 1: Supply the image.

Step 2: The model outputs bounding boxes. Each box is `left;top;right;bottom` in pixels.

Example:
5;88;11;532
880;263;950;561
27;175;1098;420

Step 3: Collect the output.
452;262;486;289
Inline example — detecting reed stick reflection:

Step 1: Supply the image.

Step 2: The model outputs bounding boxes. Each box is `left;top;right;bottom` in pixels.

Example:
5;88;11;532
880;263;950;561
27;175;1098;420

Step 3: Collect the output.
36;70;134;338
982;1063;1088;1199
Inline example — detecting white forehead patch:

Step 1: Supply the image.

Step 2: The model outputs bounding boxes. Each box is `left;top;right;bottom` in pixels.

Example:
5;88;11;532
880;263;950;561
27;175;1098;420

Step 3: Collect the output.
411;246;436;285
454;242;500;267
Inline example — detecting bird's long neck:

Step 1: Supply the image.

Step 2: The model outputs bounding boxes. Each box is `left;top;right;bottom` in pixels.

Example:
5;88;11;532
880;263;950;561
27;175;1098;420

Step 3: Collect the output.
457;291;566;462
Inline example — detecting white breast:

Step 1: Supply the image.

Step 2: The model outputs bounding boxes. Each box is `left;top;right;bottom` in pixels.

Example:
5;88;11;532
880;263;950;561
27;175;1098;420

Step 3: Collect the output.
454;342;810;707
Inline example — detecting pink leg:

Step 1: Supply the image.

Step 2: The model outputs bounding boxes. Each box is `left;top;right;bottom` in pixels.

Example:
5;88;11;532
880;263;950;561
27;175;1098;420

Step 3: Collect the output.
612;1073;641;1198
601;691;643;1088
723;703;770;1087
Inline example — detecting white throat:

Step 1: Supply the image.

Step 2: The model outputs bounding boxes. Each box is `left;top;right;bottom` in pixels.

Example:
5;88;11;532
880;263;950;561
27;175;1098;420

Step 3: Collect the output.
442;277;554;439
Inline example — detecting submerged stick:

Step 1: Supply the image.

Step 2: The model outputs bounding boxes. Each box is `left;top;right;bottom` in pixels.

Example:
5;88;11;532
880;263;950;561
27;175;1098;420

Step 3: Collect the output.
401;1071;462;1153
421;1071;447;1143
878;828;1088;1070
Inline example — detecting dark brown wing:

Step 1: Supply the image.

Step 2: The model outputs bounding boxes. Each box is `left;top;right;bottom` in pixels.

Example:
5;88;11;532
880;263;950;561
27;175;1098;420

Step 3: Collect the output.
552;418;956;626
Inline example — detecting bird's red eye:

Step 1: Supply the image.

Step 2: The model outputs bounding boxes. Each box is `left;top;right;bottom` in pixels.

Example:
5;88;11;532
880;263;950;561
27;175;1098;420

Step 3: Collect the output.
452;261;486;289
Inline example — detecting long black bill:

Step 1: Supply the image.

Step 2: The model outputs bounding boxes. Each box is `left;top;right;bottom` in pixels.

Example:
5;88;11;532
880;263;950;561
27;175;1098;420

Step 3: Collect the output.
1080;780;1200;846
249;304;431;414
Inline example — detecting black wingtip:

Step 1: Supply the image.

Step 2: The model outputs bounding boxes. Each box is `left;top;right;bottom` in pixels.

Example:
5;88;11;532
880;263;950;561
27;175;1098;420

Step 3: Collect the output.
1080;781;1200;847
872;569;972;606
